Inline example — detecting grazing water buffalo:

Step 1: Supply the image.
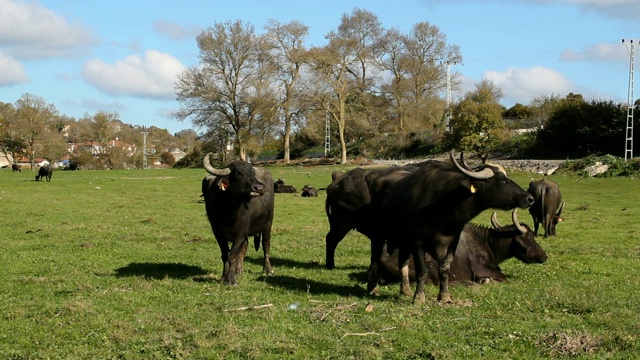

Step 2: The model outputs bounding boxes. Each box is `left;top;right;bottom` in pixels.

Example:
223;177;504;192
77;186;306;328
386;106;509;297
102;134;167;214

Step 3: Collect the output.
527;179;564;237
11;163;21;172
377;209;547;285
35;165;53;182
201;153;275;285
301;185;319;197
372;150;534;303
274;179;297;193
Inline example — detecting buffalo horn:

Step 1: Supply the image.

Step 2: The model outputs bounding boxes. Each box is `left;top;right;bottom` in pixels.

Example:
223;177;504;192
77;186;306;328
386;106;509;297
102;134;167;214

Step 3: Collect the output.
490;212;502;229
203;153;231;176
557;201;565;216
450;149;495;180
460;152;473;170
512;208;527;234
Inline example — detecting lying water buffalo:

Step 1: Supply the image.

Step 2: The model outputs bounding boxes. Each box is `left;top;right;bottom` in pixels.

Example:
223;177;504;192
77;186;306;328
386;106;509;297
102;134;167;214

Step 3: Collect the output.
274;179;297;193
201;154;275;285
527;179;564;237
35;165;53;182
377;209;547;285
301;185;319;197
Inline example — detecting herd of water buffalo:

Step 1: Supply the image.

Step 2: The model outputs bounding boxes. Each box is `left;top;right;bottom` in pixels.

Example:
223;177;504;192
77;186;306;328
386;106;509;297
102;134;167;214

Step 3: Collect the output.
201;150;565;303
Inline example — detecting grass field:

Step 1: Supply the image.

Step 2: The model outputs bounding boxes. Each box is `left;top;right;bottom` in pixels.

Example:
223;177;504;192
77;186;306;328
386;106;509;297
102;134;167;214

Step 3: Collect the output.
1;164;639;359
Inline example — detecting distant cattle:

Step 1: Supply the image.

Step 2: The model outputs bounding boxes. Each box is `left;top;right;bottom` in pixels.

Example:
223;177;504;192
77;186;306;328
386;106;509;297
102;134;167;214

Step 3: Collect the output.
35;165;53;182
370;150;534;303
274;179;297;193
377;209;547;285
301;185;319;197
201;154;275;285
11;163;21;172
527;179;564;237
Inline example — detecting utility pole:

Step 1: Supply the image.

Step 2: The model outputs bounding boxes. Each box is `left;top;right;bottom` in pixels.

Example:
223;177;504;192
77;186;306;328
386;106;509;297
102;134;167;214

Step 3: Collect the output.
140;131;149;169
623;39;636;161
324;110;330;157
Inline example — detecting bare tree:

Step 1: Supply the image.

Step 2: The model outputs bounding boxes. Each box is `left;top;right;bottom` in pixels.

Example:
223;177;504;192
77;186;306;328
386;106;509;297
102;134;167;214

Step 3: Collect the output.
174;20;273;161
264;19;309;163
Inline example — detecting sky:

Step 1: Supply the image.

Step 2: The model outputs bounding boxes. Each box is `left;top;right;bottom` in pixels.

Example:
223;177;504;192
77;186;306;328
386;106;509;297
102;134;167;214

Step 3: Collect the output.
0;0;639;135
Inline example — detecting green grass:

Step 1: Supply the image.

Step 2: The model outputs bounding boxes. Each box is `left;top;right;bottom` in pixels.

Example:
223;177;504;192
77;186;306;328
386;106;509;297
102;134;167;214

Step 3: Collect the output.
1;166;639;359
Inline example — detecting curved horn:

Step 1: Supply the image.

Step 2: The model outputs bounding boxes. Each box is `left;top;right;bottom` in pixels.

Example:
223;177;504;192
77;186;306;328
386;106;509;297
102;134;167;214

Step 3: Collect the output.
511;208;527;234
556;200;565;216
203;153;231;176
490;212;502;229
450;149;495;180
460;152;473;170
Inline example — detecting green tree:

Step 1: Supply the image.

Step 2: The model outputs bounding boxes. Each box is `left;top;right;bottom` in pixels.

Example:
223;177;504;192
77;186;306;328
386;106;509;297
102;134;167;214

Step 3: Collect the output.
13;93;60;169
447;80;506;163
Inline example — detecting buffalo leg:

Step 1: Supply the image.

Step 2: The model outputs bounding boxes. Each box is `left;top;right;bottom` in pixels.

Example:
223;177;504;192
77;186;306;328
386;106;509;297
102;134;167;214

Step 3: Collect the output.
366;237;384;295
261;228;273;275
436;251;455;303
225;238;246;285
325;222;352;269
411;240;428;304
216;237;232;284
235;239;248;276
397;246;412;297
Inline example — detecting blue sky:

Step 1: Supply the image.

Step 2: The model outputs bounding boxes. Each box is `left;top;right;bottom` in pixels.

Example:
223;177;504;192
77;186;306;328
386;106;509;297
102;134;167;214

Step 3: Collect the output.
0;0;638;134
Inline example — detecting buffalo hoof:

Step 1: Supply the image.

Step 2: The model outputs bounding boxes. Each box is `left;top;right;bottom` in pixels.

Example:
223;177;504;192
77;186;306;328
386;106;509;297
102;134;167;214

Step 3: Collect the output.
400;284;412;297
263;267;273;275
412;291;426;304
437;292;453;304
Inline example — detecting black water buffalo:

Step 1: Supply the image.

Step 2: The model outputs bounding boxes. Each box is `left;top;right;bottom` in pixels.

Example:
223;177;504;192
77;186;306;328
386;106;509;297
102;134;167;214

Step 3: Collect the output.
301;185;319;197
11;163;21;172
274;179;297;193
324;164;420;270
35;165;53;182
201;153;275;285
527;179;564;237
372;150;534;303
377;209;547;285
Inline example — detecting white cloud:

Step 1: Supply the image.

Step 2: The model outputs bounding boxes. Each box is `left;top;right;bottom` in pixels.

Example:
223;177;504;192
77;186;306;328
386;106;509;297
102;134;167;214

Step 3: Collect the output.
0;51;29;85
484;66;574;105
82;50;187;100
0;0;97;59
154;21;201;41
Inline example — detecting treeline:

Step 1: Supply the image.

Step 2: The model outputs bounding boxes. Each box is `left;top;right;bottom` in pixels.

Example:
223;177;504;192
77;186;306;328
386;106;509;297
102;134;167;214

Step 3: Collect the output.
0;94;199;170
173;8;640;164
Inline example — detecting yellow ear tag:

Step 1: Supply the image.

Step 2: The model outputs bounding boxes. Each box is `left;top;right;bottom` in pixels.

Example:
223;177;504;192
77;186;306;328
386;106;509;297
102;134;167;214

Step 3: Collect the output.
470;184;476;193
220;182;228;191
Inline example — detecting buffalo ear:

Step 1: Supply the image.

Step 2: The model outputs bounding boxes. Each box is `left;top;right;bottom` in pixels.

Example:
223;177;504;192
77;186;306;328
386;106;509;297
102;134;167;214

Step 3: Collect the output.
460;179;477;193
218;178;229;191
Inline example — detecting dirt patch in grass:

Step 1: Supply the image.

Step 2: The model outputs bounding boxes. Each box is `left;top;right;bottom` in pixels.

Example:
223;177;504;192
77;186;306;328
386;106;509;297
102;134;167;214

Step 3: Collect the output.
538;332;602;356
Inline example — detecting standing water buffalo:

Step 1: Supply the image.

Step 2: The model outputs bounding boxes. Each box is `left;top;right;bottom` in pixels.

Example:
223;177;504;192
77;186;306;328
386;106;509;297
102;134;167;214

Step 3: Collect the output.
324;164;420;270
201;153;275;285
527;179;564;237
377;209;547;285
11;163;21;172
35;165;53;182
301;185;319;197
372;150;534;303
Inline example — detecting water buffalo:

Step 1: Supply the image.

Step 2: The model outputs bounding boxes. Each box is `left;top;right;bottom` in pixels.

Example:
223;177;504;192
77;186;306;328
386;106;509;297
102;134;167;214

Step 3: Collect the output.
11;163;21;172
301;185;319;197
35;165;53;182
377;209;547;285
274;179;297;193
373;150;534;303
527;179;564;237
201;153;275;285
324;164;421;270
